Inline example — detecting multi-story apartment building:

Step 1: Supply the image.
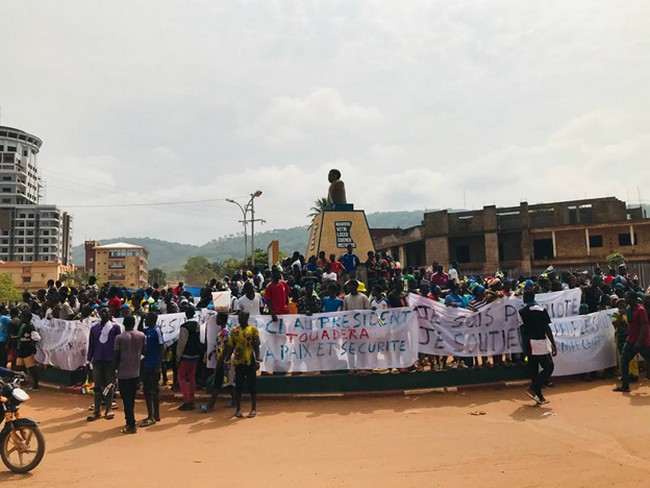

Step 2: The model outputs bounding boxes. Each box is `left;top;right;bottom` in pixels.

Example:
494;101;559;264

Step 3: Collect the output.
0;125;72;265
85;241;149;289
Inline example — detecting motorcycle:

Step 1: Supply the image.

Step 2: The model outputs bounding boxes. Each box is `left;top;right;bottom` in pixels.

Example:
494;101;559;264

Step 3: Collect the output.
0;375;45;473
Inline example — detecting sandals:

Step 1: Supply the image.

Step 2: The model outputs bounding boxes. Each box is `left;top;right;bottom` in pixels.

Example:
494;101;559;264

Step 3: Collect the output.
120;427;137;434
139;418;156;427
86;413;101;422
104;412;115;420
248;410;257;418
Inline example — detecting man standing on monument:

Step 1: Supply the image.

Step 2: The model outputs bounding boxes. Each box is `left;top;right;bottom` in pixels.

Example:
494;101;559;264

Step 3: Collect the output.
327;169;347;207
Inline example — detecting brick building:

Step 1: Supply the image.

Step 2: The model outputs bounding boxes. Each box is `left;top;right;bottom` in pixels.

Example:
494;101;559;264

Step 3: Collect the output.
372;197;650;276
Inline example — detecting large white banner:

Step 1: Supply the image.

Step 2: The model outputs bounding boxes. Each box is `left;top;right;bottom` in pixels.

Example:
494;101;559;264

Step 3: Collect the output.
255;308;419;372
409;289;583;357
34;317;94;371
551;310;617;376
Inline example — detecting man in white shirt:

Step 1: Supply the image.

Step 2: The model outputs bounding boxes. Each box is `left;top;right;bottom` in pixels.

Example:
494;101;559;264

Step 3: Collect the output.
238;282;263;316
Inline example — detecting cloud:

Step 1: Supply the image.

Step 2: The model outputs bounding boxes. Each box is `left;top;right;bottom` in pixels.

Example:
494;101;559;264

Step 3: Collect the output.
238;87;385;147
1;0;648;249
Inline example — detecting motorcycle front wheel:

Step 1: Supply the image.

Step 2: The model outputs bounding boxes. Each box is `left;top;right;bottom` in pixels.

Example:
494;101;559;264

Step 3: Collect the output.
1;424;46;473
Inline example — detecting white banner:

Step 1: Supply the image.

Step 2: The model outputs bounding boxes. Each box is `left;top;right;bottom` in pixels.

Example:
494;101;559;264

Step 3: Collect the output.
255;308;419;372
550;310;617;376
34;317;94;371
409;289;583;357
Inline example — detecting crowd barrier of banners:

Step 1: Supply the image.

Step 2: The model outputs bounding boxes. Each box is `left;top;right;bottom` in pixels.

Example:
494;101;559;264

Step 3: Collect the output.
33;288;616;376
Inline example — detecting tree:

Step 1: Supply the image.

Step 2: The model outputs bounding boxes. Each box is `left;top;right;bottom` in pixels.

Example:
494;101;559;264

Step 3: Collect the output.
148;267;167;286
307;197;328;222
607;252;626;269
0;273;21;305
183;256;214;286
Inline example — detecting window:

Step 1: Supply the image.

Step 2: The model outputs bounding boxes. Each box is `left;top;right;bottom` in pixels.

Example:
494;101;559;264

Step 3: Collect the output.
619;234;638;246
455;245;471;263
1;199;9;203
2;177;10;181
589;235;603;248
1;188;11;193
534;238;554;260
23;277;31;283
7;146;16;153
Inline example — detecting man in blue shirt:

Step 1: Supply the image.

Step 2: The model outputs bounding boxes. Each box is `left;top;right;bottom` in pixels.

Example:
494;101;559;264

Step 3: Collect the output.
0;306;9;368
141;311;164;426
339;245;360;275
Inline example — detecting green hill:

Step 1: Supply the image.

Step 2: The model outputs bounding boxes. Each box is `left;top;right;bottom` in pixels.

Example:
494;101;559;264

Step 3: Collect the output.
72;210;427;272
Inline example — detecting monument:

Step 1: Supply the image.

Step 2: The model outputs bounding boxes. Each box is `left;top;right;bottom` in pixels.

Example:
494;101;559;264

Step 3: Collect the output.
306;169;375;261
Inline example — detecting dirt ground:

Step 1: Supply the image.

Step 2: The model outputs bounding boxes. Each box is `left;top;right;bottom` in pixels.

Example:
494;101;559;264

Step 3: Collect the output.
1;378;649;488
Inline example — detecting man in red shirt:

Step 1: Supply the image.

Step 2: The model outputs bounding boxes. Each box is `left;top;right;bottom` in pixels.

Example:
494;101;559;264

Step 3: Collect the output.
265;267;290;321
328;253;345;278
614;291;650;392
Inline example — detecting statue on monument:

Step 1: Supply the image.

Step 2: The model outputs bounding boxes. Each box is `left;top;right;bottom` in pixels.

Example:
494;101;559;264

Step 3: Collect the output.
327;169;347;208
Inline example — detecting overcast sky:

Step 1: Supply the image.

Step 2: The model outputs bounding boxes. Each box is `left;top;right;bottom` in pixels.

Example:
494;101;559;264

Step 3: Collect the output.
1;1;649;246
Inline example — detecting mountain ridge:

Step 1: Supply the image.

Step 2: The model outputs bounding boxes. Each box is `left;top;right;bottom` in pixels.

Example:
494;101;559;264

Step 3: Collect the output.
71;210;429;271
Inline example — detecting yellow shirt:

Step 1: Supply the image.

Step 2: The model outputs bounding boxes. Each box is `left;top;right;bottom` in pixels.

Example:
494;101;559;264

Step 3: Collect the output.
227;325;260;366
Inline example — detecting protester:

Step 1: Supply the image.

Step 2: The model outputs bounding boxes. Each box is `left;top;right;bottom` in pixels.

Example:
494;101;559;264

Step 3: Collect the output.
15;310;40;391
220;311;260;419
141;311;164;426
176;306;201;410
613;291;650;393
201;313;235;413
343;279;370;311
113;315;146;434
86;306;121;421
518;290;557;405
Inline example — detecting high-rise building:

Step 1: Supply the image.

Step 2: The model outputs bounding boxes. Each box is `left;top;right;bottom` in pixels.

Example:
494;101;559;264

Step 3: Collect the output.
0;125;72;265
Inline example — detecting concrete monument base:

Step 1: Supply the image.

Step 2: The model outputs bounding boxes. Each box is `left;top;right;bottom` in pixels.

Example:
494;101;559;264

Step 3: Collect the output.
306;205;374;260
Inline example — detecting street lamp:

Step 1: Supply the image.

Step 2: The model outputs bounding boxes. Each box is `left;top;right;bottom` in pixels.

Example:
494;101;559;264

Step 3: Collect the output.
226;190;264;267
248;190;263;267
226;198;248;265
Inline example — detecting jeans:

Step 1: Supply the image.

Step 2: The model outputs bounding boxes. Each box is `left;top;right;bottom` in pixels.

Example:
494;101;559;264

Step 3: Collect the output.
528;354;554;398
178;360;197;403
118;377;139;429
621;343;650;388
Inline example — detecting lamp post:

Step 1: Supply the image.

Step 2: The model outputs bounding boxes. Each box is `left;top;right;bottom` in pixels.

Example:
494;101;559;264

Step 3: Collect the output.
226;198;248;265
248;190;263;267
226;190;264;267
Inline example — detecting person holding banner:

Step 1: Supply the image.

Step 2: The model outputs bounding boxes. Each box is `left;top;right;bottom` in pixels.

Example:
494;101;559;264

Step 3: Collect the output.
613;291;650;393
220;311;260;419
519;290;557;405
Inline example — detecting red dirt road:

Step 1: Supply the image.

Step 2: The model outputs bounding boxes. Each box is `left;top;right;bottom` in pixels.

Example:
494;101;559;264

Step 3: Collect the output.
2;379;649;488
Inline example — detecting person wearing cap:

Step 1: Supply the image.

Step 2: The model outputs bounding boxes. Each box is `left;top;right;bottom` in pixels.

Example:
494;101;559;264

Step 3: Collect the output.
343;280;370;311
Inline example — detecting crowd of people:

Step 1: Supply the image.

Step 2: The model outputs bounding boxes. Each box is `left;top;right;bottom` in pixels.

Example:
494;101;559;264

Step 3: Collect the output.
0;247;649;432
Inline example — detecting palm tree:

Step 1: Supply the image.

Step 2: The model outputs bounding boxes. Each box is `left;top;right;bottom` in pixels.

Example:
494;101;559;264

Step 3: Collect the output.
308;197;328;221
